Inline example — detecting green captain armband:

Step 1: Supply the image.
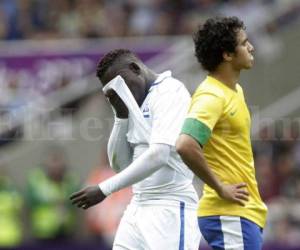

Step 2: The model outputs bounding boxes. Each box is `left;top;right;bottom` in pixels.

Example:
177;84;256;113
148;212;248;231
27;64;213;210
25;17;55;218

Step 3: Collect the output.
181;118;211;146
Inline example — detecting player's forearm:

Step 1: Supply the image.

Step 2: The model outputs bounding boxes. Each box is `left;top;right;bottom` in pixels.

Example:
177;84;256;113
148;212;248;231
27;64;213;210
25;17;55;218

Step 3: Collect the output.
99;144;171;196
107;117;132;172
176;134;223;195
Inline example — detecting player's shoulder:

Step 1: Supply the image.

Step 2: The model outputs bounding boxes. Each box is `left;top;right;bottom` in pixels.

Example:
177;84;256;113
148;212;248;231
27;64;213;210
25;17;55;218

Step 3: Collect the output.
152;71;189;95
161;76;186;93
193;77;225;99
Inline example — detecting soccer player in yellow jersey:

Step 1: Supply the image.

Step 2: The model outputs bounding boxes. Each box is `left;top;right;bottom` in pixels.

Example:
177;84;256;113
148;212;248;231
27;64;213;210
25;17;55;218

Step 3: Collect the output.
176;17;268;250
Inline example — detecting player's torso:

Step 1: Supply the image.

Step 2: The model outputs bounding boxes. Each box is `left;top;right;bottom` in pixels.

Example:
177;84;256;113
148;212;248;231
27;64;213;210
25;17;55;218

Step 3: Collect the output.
130;143;197;206
127;77;197;205
196;80;267;228
204;83;254;172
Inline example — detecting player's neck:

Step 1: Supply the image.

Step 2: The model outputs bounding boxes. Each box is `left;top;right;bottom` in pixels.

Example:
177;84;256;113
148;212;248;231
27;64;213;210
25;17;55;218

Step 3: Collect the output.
144;70;158;91
139;70;158;105
147;70;158;84
210;67;240;91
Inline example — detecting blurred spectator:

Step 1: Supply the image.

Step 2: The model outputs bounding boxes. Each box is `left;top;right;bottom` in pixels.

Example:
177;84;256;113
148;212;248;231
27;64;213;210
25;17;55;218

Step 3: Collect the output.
0;165;23;248
26;147;78;241
84;151;131;246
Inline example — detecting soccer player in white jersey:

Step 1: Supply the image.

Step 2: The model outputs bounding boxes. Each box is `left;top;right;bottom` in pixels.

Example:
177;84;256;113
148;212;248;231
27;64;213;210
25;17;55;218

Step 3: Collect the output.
70;49;201;250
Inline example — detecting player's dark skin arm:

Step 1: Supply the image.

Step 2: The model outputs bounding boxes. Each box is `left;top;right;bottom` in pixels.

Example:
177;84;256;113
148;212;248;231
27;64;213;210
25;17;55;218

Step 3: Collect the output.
70;186;106;209
176;134;249;206
70;91;129;210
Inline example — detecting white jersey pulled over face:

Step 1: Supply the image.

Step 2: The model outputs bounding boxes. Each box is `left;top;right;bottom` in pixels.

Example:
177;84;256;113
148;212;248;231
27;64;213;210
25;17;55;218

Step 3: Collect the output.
127;71;198;206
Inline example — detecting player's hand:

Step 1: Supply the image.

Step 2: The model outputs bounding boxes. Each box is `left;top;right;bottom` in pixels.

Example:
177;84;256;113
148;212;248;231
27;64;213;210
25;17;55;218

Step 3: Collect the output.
69;185;107;210
105;89;128;118
218;183;249;206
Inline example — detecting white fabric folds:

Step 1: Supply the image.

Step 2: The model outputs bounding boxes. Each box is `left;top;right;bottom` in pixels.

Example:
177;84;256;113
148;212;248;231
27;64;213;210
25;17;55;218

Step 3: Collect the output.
103;75;150;144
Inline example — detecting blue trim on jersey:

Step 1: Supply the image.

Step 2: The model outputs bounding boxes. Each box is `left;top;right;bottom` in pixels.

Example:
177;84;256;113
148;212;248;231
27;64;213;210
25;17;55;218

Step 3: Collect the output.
143;115;150;118
198;216;224;250
148;71;172;92
150;82;160;87
241;218;263;250
148;81;161;93
179;202;185;250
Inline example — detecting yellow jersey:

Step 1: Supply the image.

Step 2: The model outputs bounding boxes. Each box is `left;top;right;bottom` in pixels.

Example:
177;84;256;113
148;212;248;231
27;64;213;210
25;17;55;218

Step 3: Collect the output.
181;76;267;228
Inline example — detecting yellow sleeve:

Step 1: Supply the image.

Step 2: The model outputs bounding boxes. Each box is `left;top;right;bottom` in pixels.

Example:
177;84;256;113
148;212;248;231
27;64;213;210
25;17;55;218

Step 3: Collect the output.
181;91;224;145
187;91;224;130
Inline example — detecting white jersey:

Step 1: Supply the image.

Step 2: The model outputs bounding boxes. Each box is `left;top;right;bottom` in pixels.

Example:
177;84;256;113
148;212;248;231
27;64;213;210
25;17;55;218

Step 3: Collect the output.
126;71;198;207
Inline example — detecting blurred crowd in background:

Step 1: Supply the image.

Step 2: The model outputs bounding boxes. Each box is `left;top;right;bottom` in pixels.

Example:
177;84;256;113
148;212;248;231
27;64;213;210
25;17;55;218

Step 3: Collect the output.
0;146;131;249
253;122;300;247
1;0;295;143
0;0;287;40
1;0;300;249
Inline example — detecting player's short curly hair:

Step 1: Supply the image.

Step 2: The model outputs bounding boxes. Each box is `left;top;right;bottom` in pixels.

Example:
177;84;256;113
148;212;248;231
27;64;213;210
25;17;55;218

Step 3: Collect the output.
193;16;245;72
96;49;137;80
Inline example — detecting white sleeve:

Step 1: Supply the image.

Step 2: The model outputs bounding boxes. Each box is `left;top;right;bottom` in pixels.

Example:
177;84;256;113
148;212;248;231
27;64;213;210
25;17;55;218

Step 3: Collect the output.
150;81;190;146
99;144;171;195
107;118;132;173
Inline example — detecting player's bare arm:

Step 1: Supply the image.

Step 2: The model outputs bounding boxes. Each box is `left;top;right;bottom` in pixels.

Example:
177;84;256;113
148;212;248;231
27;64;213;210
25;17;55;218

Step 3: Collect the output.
176;134;249;206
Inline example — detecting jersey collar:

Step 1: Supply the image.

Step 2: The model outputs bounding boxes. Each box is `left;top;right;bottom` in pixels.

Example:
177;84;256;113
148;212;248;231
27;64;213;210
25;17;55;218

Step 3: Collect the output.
149;70;172;91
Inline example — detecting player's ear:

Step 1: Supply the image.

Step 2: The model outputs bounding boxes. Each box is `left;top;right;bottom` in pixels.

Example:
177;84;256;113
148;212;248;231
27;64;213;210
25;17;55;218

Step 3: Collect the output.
129;62;141;75
223;51;233;62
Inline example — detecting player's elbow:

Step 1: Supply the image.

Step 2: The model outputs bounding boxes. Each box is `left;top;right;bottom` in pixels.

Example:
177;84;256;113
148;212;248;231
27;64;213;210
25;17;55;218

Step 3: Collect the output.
148;144;171;166
176;134;190;158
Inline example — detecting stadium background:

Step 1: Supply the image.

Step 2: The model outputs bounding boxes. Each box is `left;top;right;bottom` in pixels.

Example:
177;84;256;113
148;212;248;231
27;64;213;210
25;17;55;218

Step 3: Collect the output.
0;0;300;249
